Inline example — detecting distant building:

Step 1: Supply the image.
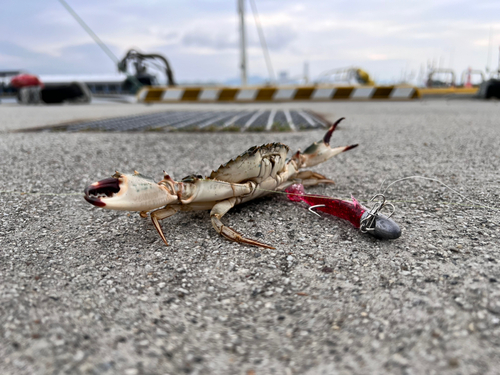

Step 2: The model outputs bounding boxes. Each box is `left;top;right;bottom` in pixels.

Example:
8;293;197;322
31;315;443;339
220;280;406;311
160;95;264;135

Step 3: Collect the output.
39;74;129;95
0;71;132;97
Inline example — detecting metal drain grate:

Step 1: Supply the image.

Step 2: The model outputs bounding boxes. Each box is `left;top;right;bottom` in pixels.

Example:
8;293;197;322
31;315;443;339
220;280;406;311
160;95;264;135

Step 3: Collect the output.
34;110;330;132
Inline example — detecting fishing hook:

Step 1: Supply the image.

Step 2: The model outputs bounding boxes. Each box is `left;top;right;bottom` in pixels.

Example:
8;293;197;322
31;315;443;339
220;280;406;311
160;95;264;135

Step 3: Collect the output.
359;194;396;233
308;204;325;217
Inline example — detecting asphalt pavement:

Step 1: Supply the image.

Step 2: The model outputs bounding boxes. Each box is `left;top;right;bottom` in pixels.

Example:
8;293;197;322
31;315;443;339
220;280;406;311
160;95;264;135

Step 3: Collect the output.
1;99;499;374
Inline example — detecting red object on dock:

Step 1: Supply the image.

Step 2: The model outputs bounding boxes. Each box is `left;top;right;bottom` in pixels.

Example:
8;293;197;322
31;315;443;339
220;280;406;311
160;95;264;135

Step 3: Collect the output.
10;74;43;88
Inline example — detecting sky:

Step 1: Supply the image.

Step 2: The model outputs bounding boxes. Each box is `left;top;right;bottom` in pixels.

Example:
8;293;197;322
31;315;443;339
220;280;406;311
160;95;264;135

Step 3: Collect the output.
1;0;500;85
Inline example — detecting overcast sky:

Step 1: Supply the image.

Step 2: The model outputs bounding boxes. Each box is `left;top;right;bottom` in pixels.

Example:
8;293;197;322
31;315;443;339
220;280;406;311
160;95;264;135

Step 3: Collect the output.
1;0;500;84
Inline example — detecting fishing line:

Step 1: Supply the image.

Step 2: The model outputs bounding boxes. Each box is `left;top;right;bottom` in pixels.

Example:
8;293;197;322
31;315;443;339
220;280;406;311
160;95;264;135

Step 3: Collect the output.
0;191;82;196
1;175;498;212
209;177;500;212
378;176;500;212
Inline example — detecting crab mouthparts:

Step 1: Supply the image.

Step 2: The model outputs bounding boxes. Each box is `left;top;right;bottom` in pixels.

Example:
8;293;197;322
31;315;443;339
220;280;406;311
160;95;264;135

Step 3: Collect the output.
84;178;121;207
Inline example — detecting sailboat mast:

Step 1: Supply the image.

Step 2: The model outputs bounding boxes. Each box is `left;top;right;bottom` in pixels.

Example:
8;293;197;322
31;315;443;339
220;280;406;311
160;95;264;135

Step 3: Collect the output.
238;0;248;86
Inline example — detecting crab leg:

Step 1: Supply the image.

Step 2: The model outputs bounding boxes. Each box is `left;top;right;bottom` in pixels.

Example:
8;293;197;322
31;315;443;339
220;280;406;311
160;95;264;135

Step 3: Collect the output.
150;206;181;246
276;166;336;192
294;171;335;186
210;198;275;250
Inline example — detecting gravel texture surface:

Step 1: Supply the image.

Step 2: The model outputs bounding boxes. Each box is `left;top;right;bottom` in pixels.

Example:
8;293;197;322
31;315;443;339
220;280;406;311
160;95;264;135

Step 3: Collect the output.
1;100;499;374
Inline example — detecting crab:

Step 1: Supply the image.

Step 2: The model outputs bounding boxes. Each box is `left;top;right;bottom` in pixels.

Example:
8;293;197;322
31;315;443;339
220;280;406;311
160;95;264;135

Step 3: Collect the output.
84;118;357;249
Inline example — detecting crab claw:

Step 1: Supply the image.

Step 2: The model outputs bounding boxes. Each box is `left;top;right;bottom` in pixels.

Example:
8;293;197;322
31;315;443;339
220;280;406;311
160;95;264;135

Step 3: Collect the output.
84;172;177;212
84;177;120;207
295;117;358;168
323;117;345;146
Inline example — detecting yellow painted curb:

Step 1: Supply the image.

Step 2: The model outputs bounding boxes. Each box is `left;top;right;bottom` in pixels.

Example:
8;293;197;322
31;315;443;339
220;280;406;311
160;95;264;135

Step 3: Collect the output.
418;87;479;96
137;85;420;103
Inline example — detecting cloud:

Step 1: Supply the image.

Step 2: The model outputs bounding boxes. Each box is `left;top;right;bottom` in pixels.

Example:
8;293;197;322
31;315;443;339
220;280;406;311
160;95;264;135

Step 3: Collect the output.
0;41;53;71
0;41;119;75
368;54;388;61
181;31;238;50
180;23;297;54
2;0;500;82
258;25;297;51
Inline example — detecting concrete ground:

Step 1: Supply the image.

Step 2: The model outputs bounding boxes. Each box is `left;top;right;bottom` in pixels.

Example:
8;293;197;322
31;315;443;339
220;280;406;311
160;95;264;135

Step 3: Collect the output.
1;99;499;374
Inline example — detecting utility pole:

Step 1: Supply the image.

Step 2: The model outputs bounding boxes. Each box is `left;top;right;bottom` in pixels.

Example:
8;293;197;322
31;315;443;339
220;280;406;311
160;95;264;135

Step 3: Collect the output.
486;27;493;73
238;0;247;86
498;46;500;75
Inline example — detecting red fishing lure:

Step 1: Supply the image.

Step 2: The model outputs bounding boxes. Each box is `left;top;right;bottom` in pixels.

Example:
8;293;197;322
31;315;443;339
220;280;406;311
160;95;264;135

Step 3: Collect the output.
285;183;401;239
